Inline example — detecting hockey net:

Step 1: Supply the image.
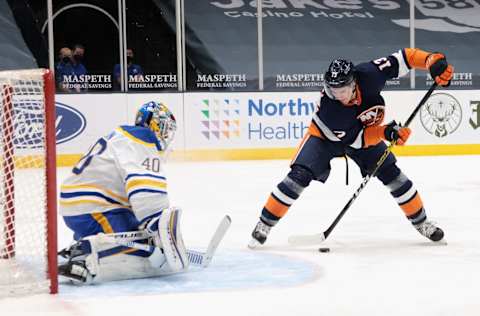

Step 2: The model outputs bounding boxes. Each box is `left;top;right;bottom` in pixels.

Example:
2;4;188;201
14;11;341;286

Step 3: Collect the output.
0;69;57;296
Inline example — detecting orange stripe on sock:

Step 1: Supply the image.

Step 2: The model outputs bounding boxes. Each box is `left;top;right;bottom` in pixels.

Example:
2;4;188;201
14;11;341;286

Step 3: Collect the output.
400;193;423;216
265;195;290;218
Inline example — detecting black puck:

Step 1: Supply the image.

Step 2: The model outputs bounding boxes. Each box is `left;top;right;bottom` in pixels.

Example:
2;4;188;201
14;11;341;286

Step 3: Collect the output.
318;247;330;253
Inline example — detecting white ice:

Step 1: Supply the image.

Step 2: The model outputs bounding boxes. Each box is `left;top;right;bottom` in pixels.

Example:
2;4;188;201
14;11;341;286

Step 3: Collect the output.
2;155;480;315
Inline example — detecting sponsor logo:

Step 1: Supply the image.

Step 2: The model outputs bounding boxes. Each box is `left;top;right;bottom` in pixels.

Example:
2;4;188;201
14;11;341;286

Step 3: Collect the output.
62;74;112;90
214;1;379;19
211;1;480;33
426;72;473;87
12;101;86;148
13;100;46;149
247;98;314;140
276;73;323;88
469;101;480;129
196;74;247;88
197;98;240;140
196;96;316;142
420;93;462;138
55;102;87;144
128;74;178;89
248;98;315;116
393;2;480;33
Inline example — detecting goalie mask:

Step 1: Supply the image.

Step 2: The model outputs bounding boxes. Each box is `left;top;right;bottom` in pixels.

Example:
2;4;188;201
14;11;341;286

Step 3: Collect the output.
323;59;356;102
135;101;177;150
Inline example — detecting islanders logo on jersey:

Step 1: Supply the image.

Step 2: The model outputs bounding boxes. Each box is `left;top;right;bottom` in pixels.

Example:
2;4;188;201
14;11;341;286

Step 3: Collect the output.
357;105;385;126
196;98;241;140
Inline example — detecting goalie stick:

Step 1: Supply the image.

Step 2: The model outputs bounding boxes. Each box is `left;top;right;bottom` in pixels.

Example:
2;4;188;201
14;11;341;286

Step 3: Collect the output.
101;215;231;267
288;83;438;246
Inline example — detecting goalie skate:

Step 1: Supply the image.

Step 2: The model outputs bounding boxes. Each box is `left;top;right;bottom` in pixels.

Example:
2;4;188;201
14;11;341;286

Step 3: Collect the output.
58;240;96;284
58;261;93;284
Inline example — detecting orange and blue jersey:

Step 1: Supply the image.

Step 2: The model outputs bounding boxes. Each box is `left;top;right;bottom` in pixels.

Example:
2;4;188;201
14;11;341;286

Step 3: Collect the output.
310;49;414;149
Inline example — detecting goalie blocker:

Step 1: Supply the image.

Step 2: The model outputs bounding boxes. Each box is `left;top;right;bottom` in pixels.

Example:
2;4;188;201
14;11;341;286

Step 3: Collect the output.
59;208;192;284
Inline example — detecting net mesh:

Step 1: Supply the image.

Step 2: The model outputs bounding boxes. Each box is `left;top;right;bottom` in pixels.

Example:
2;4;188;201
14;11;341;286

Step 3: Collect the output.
0;69;51;297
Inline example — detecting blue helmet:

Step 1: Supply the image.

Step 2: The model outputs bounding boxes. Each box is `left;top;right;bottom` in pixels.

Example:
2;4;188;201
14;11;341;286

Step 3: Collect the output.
323;59;356;99
135;101;177;150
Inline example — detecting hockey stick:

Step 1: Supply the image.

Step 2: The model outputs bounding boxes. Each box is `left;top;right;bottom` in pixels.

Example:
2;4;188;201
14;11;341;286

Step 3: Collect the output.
288;83;438;246
101;215;231;267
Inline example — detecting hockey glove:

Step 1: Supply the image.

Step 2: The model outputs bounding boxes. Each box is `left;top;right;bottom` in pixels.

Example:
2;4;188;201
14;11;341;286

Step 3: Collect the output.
383;120;411;145
426;53;454;87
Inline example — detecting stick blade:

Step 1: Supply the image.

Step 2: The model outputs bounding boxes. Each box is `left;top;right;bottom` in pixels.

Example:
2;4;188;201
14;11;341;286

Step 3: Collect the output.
202;215;232;267
288;232;326;246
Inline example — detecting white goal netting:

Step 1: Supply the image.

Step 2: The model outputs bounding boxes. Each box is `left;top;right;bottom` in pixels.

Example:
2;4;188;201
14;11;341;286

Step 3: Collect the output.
0;69;57;297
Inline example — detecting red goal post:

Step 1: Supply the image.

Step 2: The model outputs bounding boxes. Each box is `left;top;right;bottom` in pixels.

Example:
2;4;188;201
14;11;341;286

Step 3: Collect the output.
0;69;57;296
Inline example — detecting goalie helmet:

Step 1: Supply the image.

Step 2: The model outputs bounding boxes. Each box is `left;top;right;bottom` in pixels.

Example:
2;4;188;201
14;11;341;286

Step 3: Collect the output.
323;59;356;100
135;101;177;150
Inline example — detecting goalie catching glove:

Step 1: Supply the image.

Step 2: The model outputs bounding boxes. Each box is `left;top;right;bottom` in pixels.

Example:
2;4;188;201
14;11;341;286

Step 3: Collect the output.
363;120;411;147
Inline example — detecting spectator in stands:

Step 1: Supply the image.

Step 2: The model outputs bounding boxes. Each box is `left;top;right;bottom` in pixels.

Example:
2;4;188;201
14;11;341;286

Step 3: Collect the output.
55;47;74;93
71;43;88;88
55;44;88;93
113;48;144;90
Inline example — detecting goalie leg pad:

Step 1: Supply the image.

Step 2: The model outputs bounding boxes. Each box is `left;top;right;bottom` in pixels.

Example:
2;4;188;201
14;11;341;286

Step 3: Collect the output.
59;233;168;284
154;207;189;273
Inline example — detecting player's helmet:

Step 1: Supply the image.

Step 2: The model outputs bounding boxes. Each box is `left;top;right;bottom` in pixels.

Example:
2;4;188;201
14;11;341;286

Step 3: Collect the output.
135;101;177;150
323;59;356;100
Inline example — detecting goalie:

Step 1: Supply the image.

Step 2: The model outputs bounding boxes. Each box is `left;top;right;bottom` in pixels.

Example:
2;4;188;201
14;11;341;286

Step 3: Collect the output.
58;101;189;284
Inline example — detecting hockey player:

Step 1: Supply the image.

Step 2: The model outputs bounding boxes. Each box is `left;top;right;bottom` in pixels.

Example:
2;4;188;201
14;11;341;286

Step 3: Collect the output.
58;101;189;283
249;48;453;248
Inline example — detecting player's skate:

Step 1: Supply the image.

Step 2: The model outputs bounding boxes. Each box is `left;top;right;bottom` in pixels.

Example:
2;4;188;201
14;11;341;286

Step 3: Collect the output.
414;220;444;242
248;220;272;249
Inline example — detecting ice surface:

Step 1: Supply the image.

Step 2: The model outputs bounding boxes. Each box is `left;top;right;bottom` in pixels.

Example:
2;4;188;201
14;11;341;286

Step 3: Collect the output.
2;155;479;316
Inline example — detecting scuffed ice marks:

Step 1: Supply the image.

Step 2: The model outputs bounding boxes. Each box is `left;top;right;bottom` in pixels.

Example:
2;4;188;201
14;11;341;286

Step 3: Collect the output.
59;250;317;298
